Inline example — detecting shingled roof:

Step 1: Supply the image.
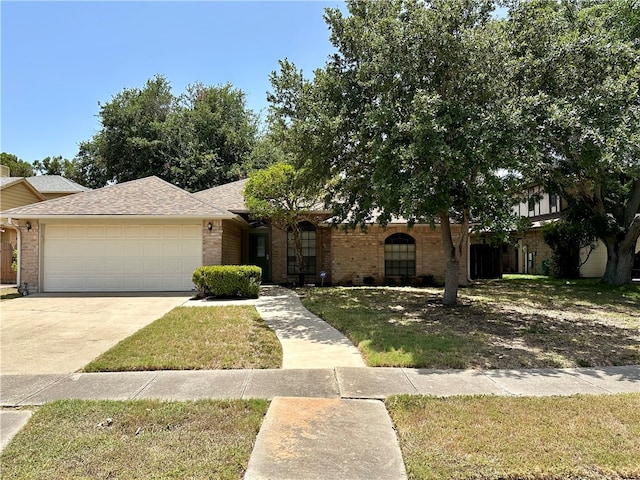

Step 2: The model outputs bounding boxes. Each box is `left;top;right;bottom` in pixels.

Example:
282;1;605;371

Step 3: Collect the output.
194;178;249;213
1;176;232;218
0;177;46;201
26;175;90;194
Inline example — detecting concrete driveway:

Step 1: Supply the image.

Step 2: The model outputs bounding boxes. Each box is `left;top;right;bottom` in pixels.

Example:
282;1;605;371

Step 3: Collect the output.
1;293;192;374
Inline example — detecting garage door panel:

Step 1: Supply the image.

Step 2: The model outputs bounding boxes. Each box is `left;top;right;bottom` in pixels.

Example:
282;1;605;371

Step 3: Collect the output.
161;226;181;238
44;223;202;292
124;226;143;238
86;226;105;238
86;259;106;272
105;240;125;256
105;260;125;274
144;226;163;238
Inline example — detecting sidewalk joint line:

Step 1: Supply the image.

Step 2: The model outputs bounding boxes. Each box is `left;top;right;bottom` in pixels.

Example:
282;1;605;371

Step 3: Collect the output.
333;367;344;398
565;369;612;394
240;369;254;399
400;368;420;395
480;371;516;397
17;373;72;407
131;371;160;399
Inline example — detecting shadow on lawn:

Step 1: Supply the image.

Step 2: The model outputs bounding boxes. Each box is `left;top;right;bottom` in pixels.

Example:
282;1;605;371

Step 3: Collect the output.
305;285;640;370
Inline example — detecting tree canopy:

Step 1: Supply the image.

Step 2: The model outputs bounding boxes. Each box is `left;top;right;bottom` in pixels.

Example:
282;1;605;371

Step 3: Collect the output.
0;153;33;177
77;76;261;191
508;0;640;285
244;161;324;286
268;0;520;304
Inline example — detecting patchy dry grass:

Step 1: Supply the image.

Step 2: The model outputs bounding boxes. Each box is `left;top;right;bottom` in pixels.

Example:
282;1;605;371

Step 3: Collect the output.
301;277;640;368
84;306;282;372
0;399;268;479
0;286;19;301
387;393;640;480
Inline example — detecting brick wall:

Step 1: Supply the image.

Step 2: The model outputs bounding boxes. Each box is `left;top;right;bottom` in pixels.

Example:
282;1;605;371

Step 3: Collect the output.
330;224;468;286
520;228;553;274
19;220;39;292
202;219;223;266
270;226;288;284
221;220;242;265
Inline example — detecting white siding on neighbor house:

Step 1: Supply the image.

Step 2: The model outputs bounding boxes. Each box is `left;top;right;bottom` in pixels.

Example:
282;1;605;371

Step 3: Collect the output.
42;223;202;292
580;237;640;278
514;187;561;218
580;240;608;278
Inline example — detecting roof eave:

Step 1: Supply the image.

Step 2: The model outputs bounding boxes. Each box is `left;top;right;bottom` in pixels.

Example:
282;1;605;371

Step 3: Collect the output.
1;213;236;220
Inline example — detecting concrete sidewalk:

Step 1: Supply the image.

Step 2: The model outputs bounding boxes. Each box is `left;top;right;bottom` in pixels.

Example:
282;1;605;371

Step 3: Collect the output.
2;366;639;407
2;367;639;479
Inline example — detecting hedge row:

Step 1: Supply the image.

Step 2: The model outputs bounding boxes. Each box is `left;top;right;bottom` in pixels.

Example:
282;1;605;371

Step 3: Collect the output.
192;265;262;299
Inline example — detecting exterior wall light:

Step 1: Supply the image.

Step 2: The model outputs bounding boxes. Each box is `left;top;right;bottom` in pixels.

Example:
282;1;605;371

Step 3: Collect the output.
207;222;213;231
26;221;32;231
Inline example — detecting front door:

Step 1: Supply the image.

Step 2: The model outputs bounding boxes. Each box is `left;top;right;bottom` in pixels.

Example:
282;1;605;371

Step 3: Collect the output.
248;233;271;282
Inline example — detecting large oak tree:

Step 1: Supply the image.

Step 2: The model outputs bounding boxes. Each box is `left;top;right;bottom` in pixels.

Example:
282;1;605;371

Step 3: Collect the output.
508;0;640;285
77;76;259;191
269;0;520;304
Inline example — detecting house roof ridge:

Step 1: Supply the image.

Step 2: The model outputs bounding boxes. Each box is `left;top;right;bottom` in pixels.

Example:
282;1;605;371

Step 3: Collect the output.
26;175;91;193
1;175;234;218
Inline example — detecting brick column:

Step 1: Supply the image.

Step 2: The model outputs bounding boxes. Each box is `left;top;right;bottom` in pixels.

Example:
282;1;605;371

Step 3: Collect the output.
18;220;39;293
202;219;223;266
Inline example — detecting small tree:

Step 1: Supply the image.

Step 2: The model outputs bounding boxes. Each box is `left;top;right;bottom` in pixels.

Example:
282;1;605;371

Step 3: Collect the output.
244;162;324;286
542;219;596;279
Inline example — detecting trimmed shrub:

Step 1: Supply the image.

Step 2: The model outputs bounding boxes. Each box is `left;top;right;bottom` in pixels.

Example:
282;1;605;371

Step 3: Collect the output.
192;265;262;299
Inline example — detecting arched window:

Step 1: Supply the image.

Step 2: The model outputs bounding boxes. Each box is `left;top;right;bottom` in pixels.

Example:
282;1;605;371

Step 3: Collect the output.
287;221;317;275
385;233;415;276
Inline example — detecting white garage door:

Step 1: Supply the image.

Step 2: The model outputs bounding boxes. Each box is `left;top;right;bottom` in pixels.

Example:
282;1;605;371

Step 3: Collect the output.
43;224;202;292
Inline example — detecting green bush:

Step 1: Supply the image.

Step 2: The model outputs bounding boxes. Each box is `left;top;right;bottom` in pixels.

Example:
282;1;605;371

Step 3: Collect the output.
192;265;262;299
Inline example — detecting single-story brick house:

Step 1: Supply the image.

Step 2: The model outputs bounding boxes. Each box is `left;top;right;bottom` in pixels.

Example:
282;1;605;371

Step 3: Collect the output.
1;175;468;293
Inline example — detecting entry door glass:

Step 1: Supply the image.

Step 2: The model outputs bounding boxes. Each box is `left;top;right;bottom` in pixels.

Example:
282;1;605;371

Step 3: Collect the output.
249;233;270;281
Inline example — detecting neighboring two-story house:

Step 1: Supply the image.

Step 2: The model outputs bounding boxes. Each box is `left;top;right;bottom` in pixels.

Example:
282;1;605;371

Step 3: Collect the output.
471;185;640;279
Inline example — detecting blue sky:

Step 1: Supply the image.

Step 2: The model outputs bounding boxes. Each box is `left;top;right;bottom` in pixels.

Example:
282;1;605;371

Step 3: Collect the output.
1;1;343;164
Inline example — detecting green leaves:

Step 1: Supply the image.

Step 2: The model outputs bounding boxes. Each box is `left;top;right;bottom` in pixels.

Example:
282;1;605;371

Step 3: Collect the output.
78;76;259;191
509;0;640;284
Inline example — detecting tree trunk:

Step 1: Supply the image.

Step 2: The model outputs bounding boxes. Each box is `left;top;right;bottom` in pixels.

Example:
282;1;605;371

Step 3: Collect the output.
443;258;460;305
602;237;636;285
293;227;306;287
601;216;640;286
440;212;459;306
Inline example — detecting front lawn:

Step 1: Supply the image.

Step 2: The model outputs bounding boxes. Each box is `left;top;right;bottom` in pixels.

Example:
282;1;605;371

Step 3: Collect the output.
301;277;640;368
387;393;640;479
0;399;268;479
83;306;282;372
0;286;19;301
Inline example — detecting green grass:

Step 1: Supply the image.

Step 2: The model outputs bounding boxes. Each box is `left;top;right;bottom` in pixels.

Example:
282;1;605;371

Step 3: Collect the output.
83;306;282;372
387;393;640;480
0;286;19;300
301;277;640;368
0;399;268;479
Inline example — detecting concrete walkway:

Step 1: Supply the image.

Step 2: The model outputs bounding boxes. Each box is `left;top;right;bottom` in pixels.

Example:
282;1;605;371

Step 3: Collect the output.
184;285;366;369
2;286;640;479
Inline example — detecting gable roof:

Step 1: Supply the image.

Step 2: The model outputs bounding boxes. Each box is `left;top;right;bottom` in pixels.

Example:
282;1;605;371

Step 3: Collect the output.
194;178;249;213
26;175;90;194
0;177;47;201
1;176;232;219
